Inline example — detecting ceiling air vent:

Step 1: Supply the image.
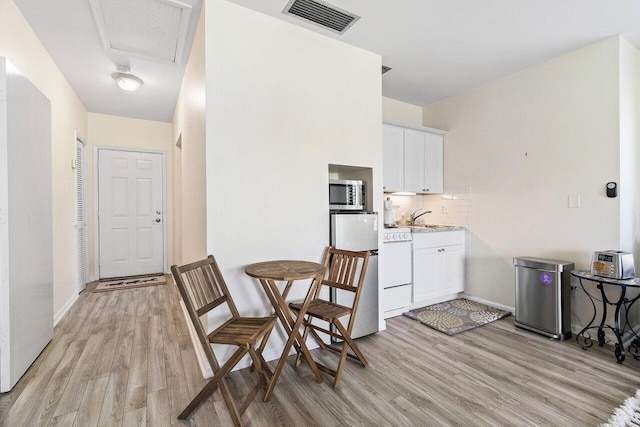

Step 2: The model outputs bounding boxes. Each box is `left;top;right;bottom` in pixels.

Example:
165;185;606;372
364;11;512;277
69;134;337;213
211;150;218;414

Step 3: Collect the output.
382;65;392;74
283;0;360;34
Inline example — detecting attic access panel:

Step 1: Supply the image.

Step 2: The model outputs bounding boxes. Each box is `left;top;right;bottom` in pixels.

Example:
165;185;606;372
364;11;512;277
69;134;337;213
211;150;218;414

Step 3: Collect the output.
89;0;192;64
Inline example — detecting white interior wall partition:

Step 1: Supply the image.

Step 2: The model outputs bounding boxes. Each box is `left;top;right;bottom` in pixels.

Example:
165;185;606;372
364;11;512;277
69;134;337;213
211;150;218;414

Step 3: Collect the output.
204;0;382;366
0;57;53;392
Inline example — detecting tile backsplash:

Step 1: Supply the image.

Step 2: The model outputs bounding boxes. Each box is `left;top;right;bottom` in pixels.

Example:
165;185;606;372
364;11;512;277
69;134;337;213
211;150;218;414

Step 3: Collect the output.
384;186;471;227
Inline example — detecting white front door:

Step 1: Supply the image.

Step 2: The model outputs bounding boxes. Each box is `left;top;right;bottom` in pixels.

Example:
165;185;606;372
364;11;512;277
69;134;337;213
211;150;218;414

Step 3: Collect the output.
98;149;164;278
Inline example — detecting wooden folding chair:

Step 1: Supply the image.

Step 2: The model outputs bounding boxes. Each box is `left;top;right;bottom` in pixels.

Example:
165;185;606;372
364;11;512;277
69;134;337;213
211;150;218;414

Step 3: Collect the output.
289;247;370;388
171;255;276;425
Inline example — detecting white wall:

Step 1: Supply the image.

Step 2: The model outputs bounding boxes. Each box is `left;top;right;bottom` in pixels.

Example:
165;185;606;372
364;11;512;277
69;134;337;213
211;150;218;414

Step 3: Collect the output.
422;37;621;328
172;6;206;266
205;0;382;360
619;38;640;258
382;97;423;125
0;0;88;319
618;38;640;327
87;113;175;275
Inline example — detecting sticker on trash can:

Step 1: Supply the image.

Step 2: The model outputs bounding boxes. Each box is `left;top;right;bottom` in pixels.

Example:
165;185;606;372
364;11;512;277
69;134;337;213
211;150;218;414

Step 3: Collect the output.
540;273;553;285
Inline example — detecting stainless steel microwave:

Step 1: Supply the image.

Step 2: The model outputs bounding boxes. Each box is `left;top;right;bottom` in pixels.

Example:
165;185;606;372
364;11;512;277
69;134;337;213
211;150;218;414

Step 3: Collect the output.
329;179;366;211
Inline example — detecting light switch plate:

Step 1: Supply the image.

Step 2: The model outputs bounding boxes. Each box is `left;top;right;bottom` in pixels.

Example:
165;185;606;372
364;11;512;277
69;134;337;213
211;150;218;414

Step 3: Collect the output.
568;193;581;208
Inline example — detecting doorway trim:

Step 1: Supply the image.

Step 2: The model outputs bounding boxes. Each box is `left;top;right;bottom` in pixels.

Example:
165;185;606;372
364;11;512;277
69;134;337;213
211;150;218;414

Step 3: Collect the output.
93;146;168;280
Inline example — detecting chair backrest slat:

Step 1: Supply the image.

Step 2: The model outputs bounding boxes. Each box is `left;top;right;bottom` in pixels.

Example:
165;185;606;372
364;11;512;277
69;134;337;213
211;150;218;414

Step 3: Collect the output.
196;296;228;317
322;279;356;292
173;255;235;317
321;247;369;294
185;269;205;308
202;264;221;302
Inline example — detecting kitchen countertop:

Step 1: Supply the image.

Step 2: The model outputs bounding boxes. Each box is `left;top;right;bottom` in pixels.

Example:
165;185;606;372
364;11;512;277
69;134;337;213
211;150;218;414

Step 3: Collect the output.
407;225;466;233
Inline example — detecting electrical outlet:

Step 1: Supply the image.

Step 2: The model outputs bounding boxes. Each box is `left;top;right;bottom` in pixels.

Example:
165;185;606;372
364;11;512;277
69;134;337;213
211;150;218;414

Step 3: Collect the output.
441;204;449;214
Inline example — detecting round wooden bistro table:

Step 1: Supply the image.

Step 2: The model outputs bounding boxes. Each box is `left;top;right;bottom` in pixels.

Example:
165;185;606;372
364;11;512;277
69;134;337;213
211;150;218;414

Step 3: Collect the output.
245;260;325;401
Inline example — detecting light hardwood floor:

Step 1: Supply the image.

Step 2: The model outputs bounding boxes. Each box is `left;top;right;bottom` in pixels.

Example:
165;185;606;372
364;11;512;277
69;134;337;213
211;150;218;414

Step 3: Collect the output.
1;279;639;426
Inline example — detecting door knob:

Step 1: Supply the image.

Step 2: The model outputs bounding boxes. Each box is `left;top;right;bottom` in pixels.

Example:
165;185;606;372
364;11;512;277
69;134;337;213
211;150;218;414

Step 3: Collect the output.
154;218;161;223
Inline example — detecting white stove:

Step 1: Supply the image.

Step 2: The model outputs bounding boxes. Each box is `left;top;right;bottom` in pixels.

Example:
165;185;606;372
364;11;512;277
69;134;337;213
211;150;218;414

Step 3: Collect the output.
382;228;412;318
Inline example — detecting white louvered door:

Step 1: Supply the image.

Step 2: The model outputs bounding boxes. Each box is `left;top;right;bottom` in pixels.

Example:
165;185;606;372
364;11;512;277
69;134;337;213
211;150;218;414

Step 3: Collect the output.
76;137;88;290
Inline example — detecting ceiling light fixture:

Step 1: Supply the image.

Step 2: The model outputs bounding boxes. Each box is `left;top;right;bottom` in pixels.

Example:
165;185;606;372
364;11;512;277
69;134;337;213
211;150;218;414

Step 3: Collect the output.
112;65;143;92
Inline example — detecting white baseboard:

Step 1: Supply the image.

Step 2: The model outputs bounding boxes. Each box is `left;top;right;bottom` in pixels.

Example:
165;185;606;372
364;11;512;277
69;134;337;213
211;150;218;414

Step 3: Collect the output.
180;301;214;379
54;292;79;327
463;294;514;313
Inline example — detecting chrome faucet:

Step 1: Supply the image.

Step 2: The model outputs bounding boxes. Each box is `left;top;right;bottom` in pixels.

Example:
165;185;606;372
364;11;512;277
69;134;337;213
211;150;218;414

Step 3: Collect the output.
409;209;432;225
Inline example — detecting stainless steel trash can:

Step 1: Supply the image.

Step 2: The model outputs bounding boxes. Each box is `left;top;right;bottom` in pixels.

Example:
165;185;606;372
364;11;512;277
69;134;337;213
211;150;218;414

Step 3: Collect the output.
514;257;574;340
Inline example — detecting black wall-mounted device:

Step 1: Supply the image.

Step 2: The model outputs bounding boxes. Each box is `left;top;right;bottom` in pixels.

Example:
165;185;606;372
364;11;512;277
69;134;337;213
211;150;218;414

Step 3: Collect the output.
606;182;617;198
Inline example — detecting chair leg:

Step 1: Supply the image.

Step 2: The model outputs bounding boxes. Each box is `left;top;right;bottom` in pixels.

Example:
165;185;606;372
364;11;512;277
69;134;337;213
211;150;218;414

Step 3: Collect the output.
247;346;272;405
219;380;243;427
252;320;275;376
239;375;265;416
294;318;312;367
248;347;268;385
331;319;369;388
334;319;368;367
330;324;350;388
178;344;249;421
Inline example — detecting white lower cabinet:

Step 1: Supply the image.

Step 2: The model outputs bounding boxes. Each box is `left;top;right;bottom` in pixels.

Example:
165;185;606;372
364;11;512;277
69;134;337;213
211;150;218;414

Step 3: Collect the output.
412;231;465;305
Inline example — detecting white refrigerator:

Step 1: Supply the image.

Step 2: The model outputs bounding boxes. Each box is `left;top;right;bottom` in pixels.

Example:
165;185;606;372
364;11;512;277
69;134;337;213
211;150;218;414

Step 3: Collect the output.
330;212;379;339
0;58;54;392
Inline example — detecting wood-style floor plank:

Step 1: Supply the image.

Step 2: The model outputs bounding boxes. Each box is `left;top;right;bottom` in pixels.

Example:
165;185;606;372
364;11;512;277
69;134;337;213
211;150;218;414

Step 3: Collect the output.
2;277;639;426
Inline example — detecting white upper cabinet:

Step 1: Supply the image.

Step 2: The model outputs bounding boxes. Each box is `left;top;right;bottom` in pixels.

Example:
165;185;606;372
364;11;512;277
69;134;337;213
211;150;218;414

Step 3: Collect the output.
403;129;425;193
382;125;404;193
382;121;445;194
423;132;444;194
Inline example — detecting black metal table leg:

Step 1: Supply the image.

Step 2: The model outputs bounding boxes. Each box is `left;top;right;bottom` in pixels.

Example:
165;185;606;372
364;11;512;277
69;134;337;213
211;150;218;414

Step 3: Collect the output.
611;286;627;363
571;270;640;364
576;278;598;350
597;283;609;347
